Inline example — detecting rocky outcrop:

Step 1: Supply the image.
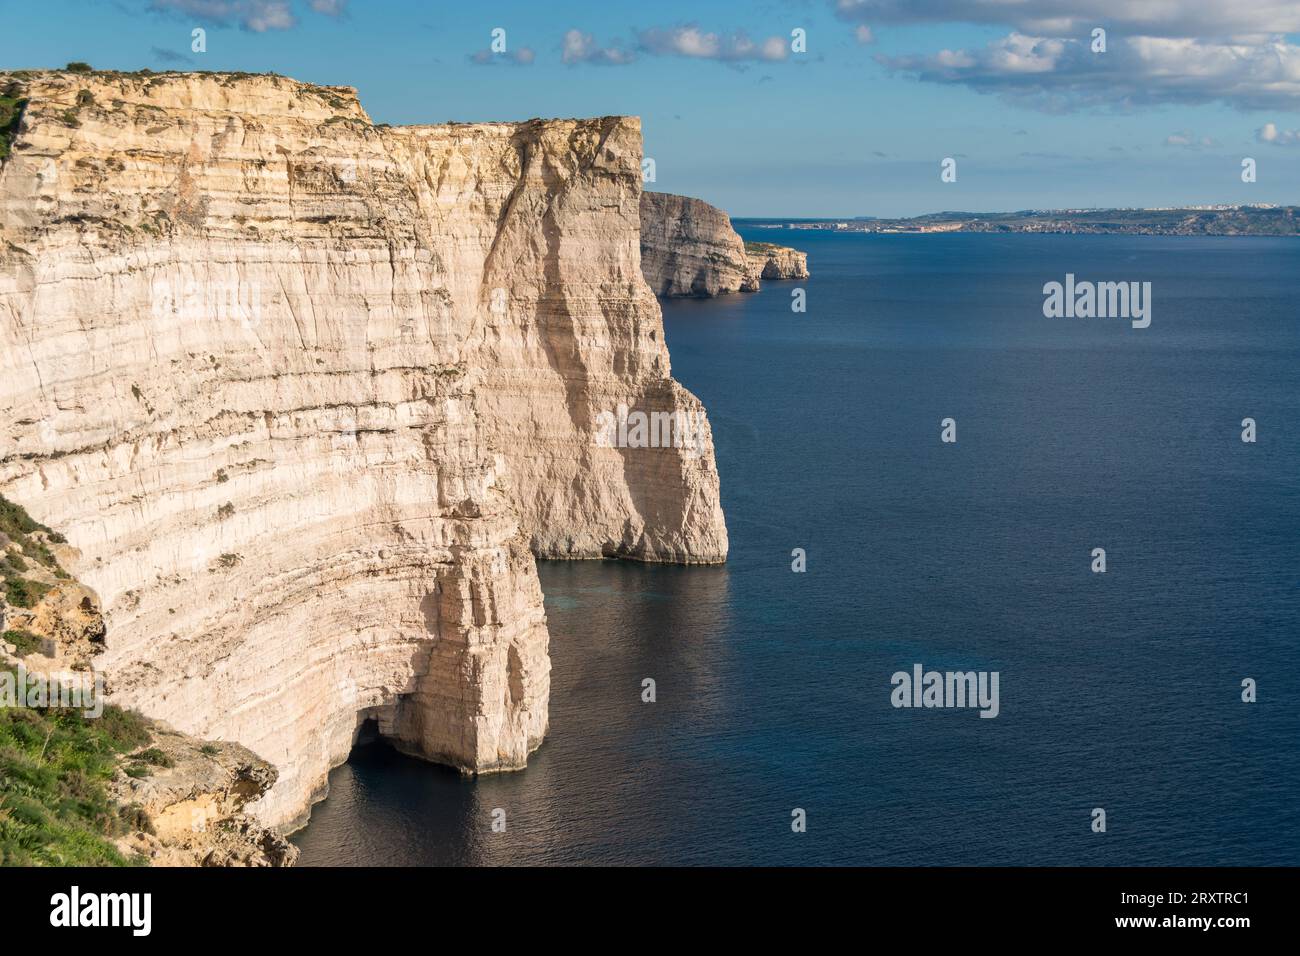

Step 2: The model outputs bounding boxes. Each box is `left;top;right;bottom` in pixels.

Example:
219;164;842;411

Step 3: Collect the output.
2;495;106;669
0;70;727;830
109;728;298;867
745;241;809;281
639;191;758;296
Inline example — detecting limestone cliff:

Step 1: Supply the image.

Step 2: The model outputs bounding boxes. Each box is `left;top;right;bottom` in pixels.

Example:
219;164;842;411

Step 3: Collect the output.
0;69;727;831
639;191;759;296
639;191;808;296
745;241;809;281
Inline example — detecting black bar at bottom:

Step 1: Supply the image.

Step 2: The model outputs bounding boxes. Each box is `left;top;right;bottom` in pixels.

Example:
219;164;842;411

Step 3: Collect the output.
0;865;1280;940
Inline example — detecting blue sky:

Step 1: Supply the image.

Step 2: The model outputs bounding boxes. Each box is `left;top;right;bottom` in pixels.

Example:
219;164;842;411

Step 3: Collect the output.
3;0;1300;216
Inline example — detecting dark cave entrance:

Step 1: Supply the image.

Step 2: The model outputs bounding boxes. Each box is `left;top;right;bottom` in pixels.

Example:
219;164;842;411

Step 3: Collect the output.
352;714;382;750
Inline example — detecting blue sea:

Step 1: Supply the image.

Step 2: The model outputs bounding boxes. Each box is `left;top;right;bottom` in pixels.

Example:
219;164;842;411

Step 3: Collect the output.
293;230;1300;866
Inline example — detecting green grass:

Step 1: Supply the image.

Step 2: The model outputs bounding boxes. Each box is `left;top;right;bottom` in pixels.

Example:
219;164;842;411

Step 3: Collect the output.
0;495;69;611
0;94;26;162
0;671;152;866
3;576;50;610
2;630;43;657
0;495;64;570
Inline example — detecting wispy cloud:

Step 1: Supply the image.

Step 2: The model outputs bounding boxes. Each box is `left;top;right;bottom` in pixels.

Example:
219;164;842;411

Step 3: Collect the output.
563;23;792;66
840;1;1300;111
1164;130;1217;148
562;30;636;65
635;26;789;62
148;0;345;33
832;0;1300;37
470;47;535;67
878;33;1300;112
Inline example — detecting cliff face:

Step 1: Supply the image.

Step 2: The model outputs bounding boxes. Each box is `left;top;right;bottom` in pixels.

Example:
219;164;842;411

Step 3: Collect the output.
746;242;809;280
0;71;727;829
639;191;758;296
640;191;808;296
1;494;294;866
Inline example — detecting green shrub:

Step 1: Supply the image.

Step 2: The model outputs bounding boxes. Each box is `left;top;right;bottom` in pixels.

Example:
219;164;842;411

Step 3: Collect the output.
132;747;173;769
0;94;26;162
0;495;47;539
3;576;50;609
117;804;154;836
65;62;93;74
2;629;43;657
0;496;63;571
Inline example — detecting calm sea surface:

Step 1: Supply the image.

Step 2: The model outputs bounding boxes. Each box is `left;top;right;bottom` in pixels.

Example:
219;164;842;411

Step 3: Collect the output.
293;230;1300;865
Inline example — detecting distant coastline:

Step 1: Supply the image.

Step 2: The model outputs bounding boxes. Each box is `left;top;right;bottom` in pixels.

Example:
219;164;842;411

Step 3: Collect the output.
736;205;1300;237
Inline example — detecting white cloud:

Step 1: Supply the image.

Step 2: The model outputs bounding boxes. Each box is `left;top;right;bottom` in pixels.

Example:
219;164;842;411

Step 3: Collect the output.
1256;122;1300;145
854;25;875;45
845;1;1300;110
879;32;1300;111
1164;130;1217;148
562;29;636;65
562;24;792;66
635;26;789;62
149;0;342;32
833;1;1300;37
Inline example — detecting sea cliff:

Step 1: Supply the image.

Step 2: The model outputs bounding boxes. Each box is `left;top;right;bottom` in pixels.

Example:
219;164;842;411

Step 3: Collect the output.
0;69;727;832
640;191;808;296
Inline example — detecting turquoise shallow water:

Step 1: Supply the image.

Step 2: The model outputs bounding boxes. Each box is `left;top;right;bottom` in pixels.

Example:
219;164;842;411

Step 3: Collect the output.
293;231;1300;865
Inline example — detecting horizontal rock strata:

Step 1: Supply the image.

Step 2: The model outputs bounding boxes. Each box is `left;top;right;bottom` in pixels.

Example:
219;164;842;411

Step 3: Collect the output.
639;191;808;296
639;190;758;296
0;70;727;830
0;503;293;866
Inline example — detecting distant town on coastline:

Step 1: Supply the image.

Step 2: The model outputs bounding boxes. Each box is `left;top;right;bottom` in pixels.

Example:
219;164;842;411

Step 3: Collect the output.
743;205;1300;236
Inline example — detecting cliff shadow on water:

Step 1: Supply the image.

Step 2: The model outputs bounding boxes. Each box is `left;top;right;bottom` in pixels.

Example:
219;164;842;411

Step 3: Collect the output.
292;558;734;866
